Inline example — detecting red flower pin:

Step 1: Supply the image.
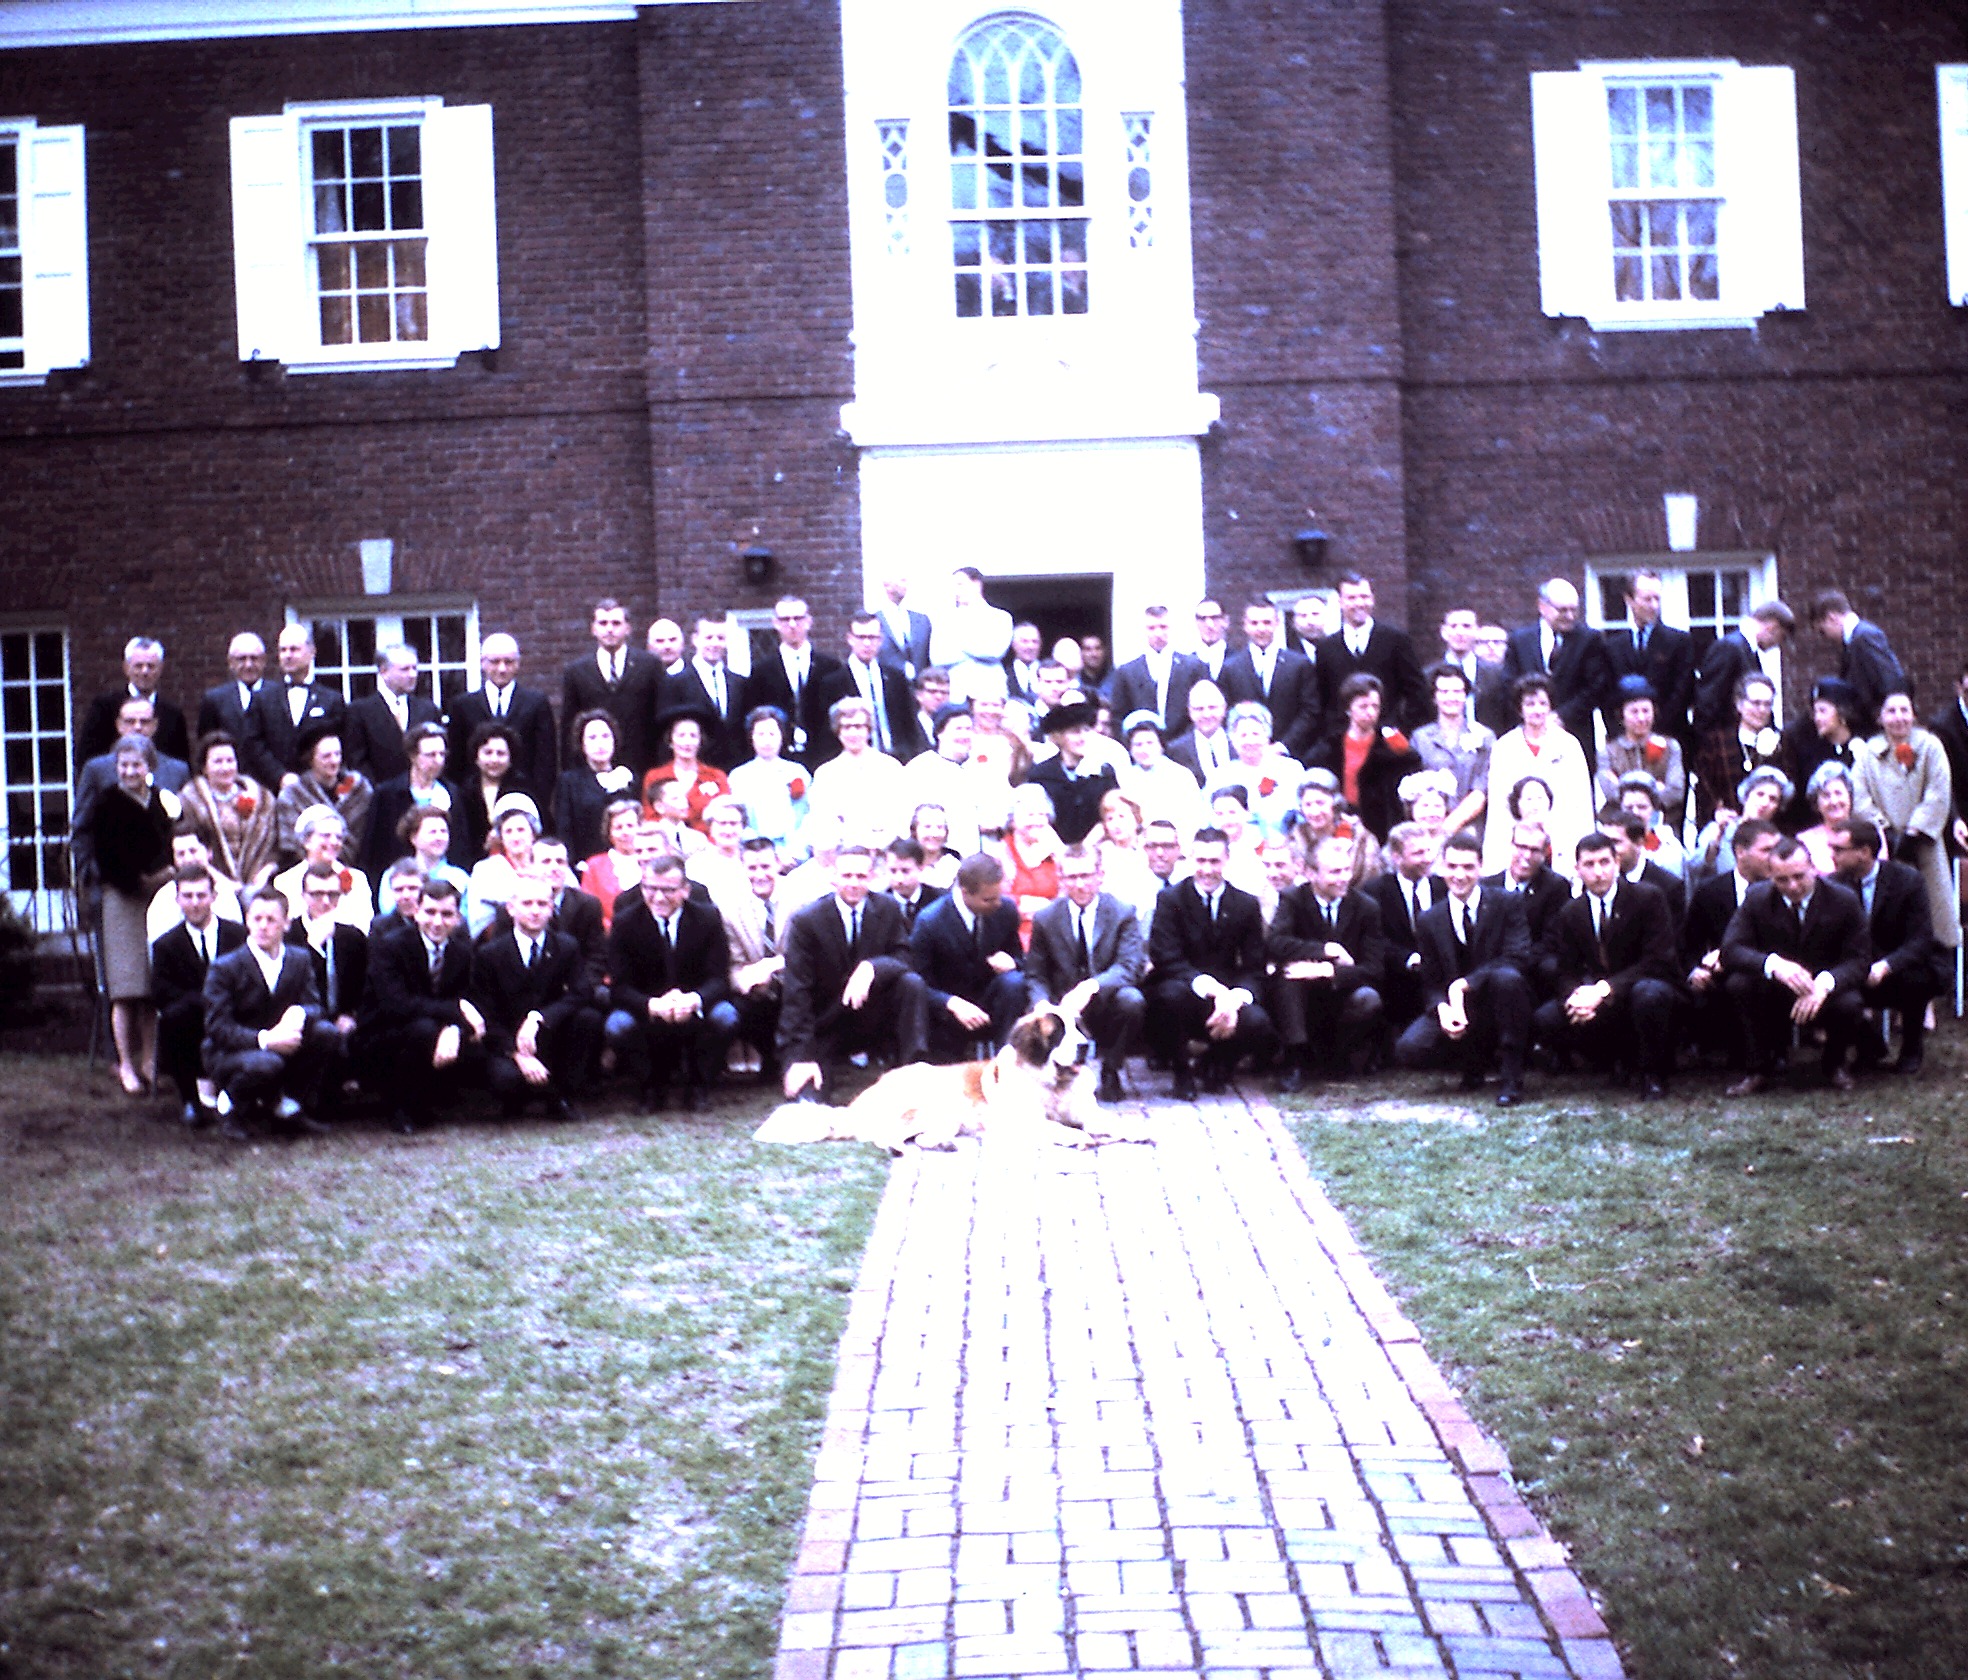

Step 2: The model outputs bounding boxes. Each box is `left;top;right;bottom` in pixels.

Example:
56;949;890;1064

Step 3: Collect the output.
1895;743;1917;769
334;774;356;798
337;868;354;893
1643;831;1661;851
1333;819;1355;839
1643;741;1666;767
234;793;256;817
789;776;807;799
1259;776;1277;797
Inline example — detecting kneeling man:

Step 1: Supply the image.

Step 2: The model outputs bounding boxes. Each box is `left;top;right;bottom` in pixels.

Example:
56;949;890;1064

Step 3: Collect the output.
1027;844;1145;1102
472;870;604;1120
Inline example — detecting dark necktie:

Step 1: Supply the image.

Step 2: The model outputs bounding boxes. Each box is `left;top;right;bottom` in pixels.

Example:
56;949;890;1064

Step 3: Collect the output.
849;906;862;959
1592;896;1609;968
429;941;444;985
1078;910;1093;978
524;936;538;970
195;928;210;971
1452;902;1471;975
762;902;778;954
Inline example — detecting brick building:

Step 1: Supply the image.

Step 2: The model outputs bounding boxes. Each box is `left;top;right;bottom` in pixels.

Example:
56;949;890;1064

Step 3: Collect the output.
1;0;1963;920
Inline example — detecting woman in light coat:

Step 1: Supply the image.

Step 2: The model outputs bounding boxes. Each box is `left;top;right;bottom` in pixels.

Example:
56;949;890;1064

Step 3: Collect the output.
1480;674;1594;879
1854;691;1961;951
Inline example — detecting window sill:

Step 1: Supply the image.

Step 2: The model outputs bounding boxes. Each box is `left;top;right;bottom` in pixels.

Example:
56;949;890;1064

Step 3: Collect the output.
1570;309;1788;334
268;352;465;376
0;371;54;389
841;389;1219;448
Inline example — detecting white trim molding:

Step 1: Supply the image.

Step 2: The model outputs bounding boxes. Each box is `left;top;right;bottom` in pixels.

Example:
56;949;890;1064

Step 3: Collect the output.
0;1;686;51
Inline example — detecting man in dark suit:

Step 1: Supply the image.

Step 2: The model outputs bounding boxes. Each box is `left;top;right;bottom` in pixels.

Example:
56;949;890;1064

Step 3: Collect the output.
522;837;608;976
1221;601;1320;760
911;852;1031;1062
1147;827;1279;1099
443;632;557;791
1721;837;1871;1093
1108;605;1205;738
813;612;925;762
778;844;929;1097
242;622;346;790
203;886;329;1137
1501;578;1613;771
1395;830;1533;1104
1603;569;1696;748
1683;816;1781;1065
562;598;661;779
470;871;603;1119
152;865;246;1126
1003;621;1044;708
79;634;192;766
654;615;751;770
605;851;735;1107
1313;572;1427;733
286;862;370;1112
1479;820;1570;1000
1166;680;1235;782
355;876;487;1134
1598;806;1686;941
1027;845;1146;1102
1267;835;1386;1091
195;631;268;745
885;837;947;934
875;574;934;684
1370;822;1444;1030
1693;601;1794;739
1533;832;1681;1097
1930;661;1968;850
748;596;843;766
1830;817;1941;1073
1811;591;1909;731
345;644;442;785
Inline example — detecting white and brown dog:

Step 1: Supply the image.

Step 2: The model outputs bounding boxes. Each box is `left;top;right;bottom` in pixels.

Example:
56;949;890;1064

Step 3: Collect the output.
755;1003;1133;1153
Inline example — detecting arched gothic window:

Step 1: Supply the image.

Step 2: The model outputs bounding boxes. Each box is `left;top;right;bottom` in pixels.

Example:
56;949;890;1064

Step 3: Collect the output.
947;18;1087;318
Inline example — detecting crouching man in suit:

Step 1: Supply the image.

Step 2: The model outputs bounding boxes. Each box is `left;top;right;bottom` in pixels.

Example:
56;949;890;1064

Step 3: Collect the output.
355;876;486;1134
1721;836;1871;1094
1147;826;1279;1099
912;851;1032;1062
1532;831;1681;1098
1830;817;1941;1074
1027;845;1145;1103
202;885;330;1138
605;851;735;1109
779;844;929;1099
471;871;603;1120
152;865;245;1126
1267;835;1387;1093
1394;829;1533;1105
286;862;369;1117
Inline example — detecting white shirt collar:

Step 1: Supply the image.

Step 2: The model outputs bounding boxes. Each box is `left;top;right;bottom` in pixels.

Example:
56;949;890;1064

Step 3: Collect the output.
250;942;285;988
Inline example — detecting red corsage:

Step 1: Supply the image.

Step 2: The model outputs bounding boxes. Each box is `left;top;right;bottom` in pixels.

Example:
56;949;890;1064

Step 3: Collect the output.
789;776;807;800
1333;819;1355;839
1259;776;1277;797
1643;741;1666;768
1895;743;1917;769
337;868;354;893
334;774;357;798
234;793;256;817
1643;831;1661;851
1382;728;1410;754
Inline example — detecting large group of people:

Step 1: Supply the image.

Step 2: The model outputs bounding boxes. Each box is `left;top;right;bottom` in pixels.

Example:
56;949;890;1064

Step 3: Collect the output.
71;566;1967;1135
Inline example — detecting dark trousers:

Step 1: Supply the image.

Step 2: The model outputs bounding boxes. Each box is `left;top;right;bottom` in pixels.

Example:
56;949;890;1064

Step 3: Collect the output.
1272;978;1384;1070
926;970;1032;1063
606;1000;738;1094
799;965;929;1074
730;986;783;1064
1076;980;1146;1068
1393;964;1531;1083
487;1004;605;1110
1148;979;1280;1077
1530;977;1679;1079
1722;971;1867;1074
1860;971;1938;1059
356;1022;487;1115
157;996;208;1103
210;1040;329;1114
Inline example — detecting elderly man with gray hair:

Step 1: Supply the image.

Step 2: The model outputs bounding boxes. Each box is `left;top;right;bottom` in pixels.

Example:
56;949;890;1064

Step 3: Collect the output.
79;634;192;764
444;632;559;790
1500;577;1614;774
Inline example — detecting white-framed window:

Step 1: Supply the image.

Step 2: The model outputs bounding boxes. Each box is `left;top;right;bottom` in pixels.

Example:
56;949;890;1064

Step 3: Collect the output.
947;16;1088;319
289;599;479;707
1531;60;1803;332
0;120;89;386
230;98;499;373
1942;65;1968;307
1;624;72;930
1584;553;1784;706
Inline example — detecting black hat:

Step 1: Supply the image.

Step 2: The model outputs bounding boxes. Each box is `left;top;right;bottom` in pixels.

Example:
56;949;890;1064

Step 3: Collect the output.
1613;674;1656;705
1811;676;1860;712
1040;697;1099;735
655;701;720;739
931;701;973;736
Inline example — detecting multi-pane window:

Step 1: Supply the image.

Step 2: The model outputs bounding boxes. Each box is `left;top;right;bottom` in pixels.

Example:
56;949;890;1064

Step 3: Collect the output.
298;602;478;708
0;138;21;371
1607;83;1719;304
1587;556;1782;697
308;122;428;346
948;18;1088;318
1;628;71;930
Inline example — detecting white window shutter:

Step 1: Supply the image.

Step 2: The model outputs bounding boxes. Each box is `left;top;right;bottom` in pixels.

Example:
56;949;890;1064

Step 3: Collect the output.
1722;66;1804;315
1941;67;1968;307
20;125;89;377
229;112;305;363
421;102;500;358
1530;70;1605;320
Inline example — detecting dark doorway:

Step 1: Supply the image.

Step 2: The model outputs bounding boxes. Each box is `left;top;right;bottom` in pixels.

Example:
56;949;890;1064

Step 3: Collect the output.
984;574;1112;656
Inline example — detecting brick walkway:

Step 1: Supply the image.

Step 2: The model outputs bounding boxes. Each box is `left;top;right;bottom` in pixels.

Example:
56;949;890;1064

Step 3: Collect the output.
771;1089;1624;1680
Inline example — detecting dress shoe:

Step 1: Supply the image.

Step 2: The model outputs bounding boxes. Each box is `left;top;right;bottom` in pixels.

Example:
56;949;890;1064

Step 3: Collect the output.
218;1114;253;1141
1723;1073;1766;1098
388;1109;420;1136
1274;1062;1308;1095
1458;1068;1485;1092
1825;1065;1856;1093
1169;1067;1198;1102
1199;1064;1230;1096
1894;1051;1924;1076
177;1100;206;1128
1495;1083;1524;1108
288;1111;334;1136
1640;1078;1666;1101
1096;1065;1125;1104
547;1096;586;1125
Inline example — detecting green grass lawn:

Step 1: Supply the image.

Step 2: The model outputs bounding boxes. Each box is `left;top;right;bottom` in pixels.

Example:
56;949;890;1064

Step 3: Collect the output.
0;1055;888;1680
1283;1038;1968;1680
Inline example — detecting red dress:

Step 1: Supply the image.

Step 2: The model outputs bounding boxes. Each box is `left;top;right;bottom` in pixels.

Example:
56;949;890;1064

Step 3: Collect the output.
1006;833;1061;951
